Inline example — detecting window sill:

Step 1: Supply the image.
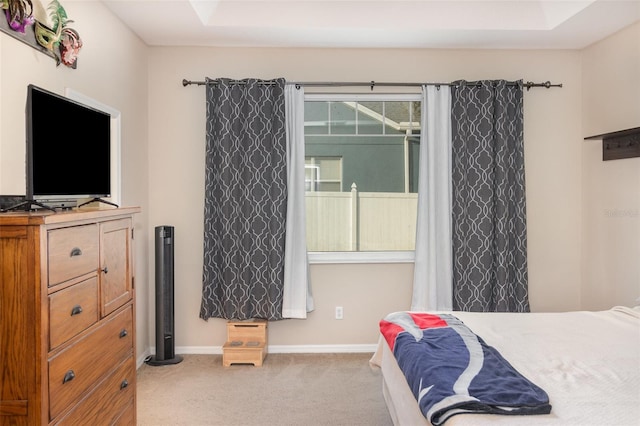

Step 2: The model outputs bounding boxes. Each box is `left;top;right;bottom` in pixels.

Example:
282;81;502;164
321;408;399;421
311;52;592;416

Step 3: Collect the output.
308;251;415;264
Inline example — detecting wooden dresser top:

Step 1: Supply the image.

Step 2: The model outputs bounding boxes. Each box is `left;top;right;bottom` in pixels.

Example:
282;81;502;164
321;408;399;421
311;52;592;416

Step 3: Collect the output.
0;206;141;226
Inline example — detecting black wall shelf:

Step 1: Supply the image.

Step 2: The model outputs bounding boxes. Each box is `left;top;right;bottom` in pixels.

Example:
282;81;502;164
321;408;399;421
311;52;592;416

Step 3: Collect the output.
584;127;640;161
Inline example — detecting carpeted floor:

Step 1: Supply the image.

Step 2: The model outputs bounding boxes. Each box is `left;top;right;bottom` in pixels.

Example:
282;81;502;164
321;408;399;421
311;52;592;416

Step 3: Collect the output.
136;353;394;426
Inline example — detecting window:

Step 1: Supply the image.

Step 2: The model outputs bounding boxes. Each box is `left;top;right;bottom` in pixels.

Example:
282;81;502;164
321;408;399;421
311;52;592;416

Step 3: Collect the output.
305;157;342;192
304;94;421;259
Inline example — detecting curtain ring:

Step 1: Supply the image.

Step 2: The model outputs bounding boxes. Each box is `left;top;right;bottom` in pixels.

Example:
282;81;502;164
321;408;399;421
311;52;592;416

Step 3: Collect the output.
370;81;375;91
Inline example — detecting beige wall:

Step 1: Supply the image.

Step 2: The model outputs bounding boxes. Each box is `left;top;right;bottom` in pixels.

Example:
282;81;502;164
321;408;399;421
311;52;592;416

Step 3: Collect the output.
581;22;640;310
3;8;636;355
147;46;584;350
0;3;151;359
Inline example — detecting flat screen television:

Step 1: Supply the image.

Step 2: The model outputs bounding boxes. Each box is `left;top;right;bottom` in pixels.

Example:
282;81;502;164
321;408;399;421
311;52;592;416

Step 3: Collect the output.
26;84;111;208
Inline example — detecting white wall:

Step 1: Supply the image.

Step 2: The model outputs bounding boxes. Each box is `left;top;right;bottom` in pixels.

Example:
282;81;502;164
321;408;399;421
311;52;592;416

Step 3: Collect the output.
147;46;584;351
581;22;640;310
0;2;151;360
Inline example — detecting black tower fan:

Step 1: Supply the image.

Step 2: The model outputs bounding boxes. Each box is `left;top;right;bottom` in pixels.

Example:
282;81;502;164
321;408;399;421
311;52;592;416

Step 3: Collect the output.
146;225;183;366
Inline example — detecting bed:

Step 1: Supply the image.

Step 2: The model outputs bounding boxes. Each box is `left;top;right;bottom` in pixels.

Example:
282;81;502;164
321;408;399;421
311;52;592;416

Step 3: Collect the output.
370;306;640;426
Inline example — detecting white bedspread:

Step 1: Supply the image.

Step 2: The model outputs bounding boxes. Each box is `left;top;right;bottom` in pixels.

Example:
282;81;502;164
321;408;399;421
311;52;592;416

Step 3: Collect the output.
371;306;640;426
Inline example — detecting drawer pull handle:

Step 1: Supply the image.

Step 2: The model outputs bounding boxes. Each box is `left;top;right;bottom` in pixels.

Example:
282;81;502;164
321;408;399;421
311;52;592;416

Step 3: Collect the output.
119;329;128;338
102;266;109;274
120;379;129;390
63;370;76;384
70;305;83;316
69;247;83;257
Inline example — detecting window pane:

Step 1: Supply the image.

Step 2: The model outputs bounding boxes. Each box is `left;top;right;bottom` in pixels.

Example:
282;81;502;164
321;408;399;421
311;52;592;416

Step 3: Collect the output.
305;157;342;192
407;136;420;193
317;182;341;192
317;157;341;181
304;97;421;252
329;101;356;134
304;102;328;135
358;102;383;135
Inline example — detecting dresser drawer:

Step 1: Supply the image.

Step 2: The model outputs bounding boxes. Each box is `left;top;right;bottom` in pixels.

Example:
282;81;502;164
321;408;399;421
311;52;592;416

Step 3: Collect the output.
49;277;99;350
48;224;99;286
53;356;135;426
112;402;136;426
48;306;133;421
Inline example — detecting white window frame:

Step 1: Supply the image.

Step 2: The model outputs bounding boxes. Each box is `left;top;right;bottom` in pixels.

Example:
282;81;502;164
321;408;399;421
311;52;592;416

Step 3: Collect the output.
308;250;415;264
305;92;421;264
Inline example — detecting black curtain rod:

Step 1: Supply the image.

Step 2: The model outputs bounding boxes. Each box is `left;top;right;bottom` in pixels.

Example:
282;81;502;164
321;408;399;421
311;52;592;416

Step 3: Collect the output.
181;78;562;91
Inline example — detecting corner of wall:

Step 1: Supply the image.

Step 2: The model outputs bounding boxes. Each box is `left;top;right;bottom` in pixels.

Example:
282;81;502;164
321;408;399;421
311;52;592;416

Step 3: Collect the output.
579;22;640;310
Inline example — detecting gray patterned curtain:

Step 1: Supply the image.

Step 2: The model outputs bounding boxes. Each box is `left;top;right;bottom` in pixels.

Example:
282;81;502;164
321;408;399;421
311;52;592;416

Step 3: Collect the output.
451;80;529;312
200;78;287;321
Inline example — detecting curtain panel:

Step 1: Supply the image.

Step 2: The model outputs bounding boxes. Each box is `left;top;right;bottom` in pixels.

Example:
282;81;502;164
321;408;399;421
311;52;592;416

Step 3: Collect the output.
200;78;288;321
450;80;530;312
283;84;314;318
412;85;453;311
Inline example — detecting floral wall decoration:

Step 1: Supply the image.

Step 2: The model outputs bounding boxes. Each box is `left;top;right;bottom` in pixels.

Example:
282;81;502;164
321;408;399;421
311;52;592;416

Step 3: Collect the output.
1;0;82;68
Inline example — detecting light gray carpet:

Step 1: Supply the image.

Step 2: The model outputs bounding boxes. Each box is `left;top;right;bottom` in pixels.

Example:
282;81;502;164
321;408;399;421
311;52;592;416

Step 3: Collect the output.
136;353;394;426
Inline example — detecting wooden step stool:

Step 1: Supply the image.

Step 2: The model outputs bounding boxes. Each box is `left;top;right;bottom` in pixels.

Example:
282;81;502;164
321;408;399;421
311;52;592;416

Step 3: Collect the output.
222;319;268;367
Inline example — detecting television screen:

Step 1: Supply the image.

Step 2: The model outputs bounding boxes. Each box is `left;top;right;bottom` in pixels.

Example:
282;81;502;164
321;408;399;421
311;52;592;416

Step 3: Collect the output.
26;84;111;205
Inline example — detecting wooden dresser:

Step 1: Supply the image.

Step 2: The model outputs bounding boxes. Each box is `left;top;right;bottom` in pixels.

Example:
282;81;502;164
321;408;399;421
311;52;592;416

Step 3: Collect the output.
0;207;140;425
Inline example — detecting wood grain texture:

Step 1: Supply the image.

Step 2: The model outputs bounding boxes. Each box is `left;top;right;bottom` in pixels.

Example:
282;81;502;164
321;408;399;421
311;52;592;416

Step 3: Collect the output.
0;209;138;425
0;226;35;425
48;307;133;420
47;224;99;287
100;219;132;318
53;357;135;426
48;277;99;350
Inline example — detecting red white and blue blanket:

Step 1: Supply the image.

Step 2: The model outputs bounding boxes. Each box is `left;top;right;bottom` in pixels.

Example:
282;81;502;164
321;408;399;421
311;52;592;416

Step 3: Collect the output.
380;312;552;425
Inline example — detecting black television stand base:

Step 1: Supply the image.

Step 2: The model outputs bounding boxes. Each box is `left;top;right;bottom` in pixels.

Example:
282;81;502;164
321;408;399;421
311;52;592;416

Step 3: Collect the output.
78;198;119;209
1;199;56;213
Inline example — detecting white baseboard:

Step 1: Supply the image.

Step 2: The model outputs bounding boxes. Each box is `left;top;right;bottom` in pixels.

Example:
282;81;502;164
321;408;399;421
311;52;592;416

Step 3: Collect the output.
140;343;378;365
137;348;152;369
267;344;378;353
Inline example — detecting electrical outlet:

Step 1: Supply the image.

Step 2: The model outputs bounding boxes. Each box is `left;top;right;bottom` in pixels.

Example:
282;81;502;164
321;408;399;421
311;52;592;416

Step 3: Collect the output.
335;306;344;320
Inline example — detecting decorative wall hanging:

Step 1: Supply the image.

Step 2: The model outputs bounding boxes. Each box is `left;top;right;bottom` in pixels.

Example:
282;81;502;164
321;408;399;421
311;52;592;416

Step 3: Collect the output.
1;0;82;68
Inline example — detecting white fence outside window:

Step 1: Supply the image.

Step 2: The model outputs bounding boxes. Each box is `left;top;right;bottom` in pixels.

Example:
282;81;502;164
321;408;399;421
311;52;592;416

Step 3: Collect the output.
306;183;418;252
